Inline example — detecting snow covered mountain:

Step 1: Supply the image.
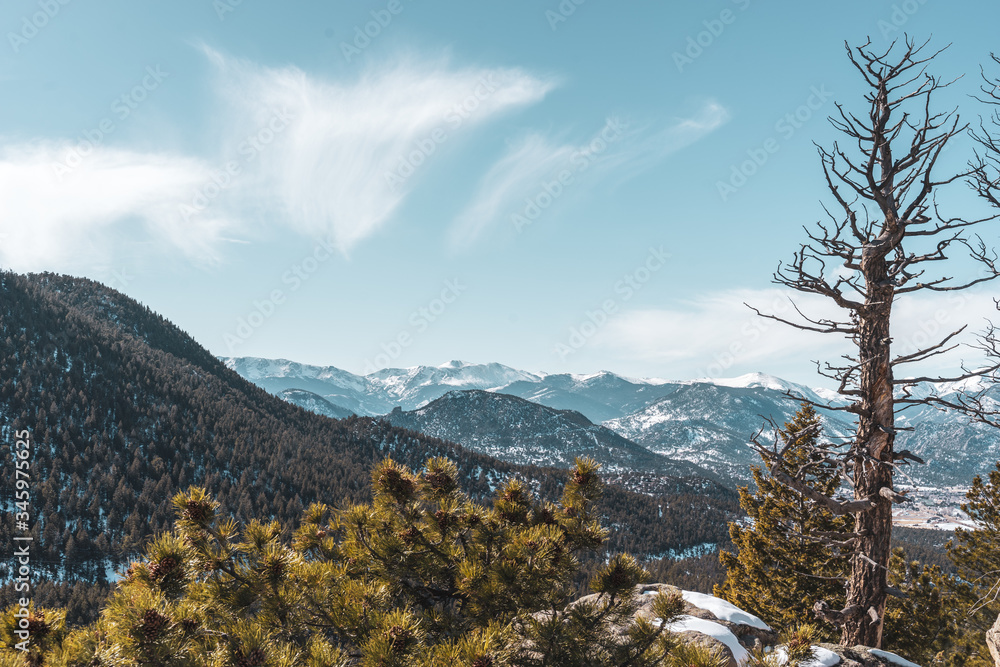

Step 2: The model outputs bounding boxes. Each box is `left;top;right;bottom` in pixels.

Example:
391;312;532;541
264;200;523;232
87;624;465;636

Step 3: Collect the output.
383;390;724;491
223;357;1000;490
604;382;854;484
277;389;356;420
222;357;540;415
497;371;683;422
224;357;383;414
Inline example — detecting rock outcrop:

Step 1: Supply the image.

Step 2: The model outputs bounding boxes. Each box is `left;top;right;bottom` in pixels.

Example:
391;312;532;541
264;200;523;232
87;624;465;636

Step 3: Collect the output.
563;583;926;667
819;644;924;666
568;583;774;666
988;612;1000;667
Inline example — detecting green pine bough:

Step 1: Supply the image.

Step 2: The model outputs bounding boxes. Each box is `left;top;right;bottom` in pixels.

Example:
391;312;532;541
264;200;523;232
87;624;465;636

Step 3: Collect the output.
1;457;730;667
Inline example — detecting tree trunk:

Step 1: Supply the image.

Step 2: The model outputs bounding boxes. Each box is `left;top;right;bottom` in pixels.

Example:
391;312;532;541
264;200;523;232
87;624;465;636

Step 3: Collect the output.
842;251;895;647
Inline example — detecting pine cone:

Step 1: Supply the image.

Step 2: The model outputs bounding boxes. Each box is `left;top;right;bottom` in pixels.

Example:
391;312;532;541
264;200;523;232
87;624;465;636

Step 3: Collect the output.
387;625;413;653
139;609;169;642
233;647;266;667
183;501;209;522
434;509;452;529
398;526;421;544
376;466;416;500
148;556;178;581
26;612;49;638
424;470;454;492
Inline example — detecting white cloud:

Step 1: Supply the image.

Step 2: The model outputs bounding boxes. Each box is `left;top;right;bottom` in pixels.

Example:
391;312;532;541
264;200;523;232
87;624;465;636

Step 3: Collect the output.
448;101;729;250
0;50;555;272
586;287;999;384
0;142;228;272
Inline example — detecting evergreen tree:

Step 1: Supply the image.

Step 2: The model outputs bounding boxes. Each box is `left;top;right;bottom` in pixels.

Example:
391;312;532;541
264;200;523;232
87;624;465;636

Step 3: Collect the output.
716;404;851;642
0;457;726;667
717;404;966;663
882;549;964;665
947;462;1000;666
0;605;67;667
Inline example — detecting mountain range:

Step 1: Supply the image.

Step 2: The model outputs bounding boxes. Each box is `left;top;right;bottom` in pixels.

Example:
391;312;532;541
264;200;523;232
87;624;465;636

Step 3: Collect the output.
224;357;1000;491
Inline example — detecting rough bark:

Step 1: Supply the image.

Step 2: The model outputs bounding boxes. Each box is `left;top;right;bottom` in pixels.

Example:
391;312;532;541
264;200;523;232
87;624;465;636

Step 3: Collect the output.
844;276;894;646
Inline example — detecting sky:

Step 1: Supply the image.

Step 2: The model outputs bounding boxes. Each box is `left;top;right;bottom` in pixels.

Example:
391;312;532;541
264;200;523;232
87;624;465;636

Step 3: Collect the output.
2;0;1000;385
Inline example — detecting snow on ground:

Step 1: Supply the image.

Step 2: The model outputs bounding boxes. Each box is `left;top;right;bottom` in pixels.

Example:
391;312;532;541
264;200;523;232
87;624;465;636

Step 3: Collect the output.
660;616;748;664
869;648;922;667
680;590;771;631
774;646;841;666
644;542;718;561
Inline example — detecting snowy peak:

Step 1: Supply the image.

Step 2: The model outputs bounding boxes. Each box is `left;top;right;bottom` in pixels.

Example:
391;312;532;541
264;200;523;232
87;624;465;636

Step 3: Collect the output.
700;372;797;392
371;361;542;392
222;356;849;421
223;357;369;392
222;357;548;416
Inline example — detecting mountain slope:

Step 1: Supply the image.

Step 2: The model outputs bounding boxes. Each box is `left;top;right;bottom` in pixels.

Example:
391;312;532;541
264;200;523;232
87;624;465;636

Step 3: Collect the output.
604;383;855;484
370;361;543;409
497;371;683;422
278;388;356;420
894;395;1000;488
0;272;737;622
382;390;724;491
223;357;376;414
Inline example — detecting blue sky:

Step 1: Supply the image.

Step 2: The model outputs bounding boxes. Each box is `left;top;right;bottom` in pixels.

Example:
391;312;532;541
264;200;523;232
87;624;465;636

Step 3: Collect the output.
2;0;999;384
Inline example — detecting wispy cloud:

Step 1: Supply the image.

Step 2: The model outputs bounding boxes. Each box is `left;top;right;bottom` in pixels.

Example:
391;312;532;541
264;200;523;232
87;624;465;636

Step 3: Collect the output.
0;50;555;272
205;48;556;253
448;101;729;250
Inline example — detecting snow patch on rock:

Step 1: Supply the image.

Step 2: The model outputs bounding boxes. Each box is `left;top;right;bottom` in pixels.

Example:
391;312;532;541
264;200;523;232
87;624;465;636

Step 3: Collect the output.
679;590;772;631
774;645;841;666
661;615;748;664
869;648;922;667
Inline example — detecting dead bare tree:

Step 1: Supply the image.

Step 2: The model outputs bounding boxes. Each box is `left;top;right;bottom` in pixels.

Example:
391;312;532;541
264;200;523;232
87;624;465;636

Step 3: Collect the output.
747;37;1000;648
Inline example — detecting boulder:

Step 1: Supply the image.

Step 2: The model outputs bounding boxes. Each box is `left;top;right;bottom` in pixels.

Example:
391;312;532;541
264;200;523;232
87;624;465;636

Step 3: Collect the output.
813;643;923;667
551;584;925;667
568;583;775;666
988;612;1000;667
